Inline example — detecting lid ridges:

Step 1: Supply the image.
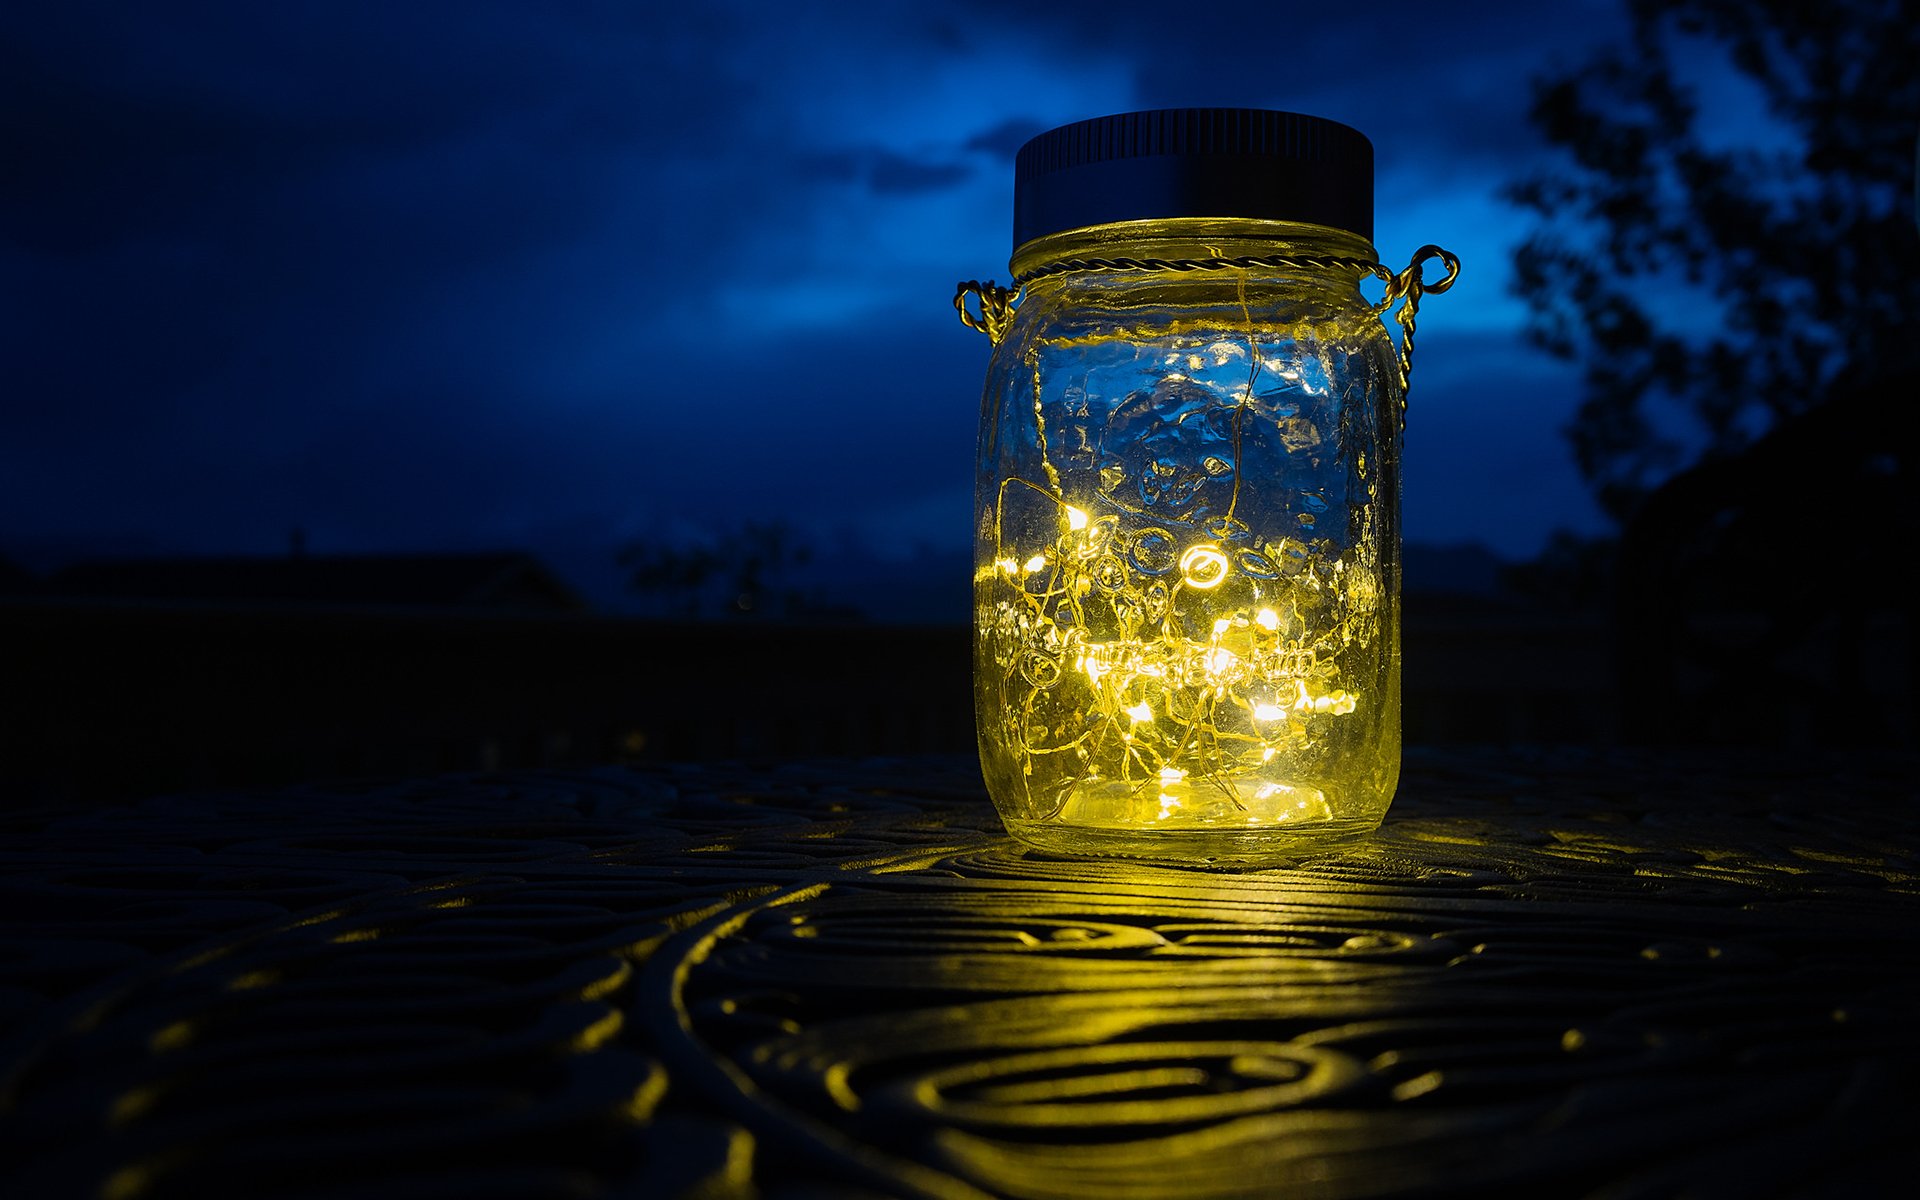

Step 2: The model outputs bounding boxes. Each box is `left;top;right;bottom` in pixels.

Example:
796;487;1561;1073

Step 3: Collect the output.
1012;107;1375;248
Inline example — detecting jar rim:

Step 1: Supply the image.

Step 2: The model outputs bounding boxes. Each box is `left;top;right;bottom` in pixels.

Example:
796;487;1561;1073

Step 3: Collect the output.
1009;218;1380;286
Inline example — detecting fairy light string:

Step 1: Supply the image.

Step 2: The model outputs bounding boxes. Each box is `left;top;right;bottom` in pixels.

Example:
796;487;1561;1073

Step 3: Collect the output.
964;244;1455;826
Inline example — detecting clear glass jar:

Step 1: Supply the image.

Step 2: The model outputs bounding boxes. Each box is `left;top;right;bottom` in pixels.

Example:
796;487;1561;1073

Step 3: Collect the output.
961;109;1451;862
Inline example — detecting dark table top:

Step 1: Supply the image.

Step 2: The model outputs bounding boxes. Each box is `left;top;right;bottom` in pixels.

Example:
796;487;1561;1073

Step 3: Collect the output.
4;745;1918;1199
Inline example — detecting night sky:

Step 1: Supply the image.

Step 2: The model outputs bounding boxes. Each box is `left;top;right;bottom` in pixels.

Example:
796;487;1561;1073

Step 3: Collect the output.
4;0;1779;615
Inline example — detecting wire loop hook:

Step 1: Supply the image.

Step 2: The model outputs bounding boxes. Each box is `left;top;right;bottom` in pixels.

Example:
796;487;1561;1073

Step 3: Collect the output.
954;280;1020;344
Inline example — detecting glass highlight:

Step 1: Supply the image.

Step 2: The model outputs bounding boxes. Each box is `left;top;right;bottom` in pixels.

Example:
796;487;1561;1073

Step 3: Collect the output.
972;220;1407;862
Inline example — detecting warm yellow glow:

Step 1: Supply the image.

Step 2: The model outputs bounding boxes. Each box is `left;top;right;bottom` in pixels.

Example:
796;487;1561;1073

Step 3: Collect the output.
109;1085;158;1128
972;220;1417;848
571;1008;626;1052
578;959;632;1003
101;1167;153;1200
1179;544;1231;589
622;1067;671;1122
227;969;279;991
979;490;1377;832
1201;648;1237;676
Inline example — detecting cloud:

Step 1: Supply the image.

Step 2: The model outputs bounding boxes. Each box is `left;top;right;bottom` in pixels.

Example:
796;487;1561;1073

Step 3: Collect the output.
948;0;1628;182
868;151;973;194
0;0;1643;585
792;148;973;195
965;117;1047;161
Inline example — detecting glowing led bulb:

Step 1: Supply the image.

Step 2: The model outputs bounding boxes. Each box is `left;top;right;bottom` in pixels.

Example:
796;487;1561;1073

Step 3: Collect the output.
1178;545;1230;589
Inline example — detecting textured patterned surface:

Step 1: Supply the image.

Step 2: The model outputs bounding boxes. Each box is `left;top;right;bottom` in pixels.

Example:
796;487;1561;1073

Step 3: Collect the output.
3;747;1918;1198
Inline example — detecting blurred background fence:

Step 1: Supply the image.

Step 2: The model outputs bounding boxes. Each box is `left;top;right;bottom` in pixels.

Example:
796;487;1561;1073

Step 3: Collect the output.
2;587;1621;805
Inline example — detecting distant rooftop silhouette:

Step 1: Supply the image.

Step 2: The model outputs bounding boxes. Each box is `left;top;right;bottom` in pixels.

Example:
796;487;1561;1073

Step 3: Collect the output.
40;552;588;613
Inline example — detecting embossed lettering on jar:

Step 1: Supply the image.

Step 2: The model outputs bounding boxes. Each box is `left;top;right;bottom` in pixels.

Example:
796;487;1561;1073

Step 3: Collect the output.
957;109;1455;862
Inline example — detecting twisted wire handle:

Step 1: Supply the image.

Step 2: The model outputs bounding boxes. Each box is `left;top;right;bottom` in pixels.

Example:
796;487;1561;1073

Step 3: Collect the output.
1378;245;1460;429
1014;253;1394;289
954;245;1458;426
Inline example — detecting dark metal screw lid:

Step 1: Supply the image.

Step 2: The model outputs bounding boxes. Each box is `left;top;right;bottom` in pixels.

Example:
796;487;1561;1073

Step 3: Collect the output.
1013;108;1375;250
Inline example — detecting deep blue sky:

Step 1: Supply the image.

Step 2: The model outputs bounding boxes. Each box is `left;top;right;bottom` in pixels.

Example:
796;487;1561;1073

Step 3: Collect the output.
5;0;1759;612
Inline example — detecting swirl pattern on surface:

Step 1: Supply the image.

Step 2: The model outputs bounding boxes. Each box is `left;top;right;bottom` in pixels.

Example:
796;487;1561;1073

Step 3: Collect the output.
1;746;1917;1197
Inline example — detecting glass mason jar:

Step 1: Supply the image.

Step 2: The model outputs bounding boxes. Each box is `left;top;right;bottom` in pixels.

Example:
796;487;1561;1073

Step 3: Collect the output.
958;109;1454;862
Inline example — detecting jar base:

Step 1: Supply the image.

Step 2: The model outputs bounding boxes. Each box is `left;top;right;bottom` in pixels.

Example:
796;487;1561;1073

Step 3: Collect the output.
1002;815;1382;867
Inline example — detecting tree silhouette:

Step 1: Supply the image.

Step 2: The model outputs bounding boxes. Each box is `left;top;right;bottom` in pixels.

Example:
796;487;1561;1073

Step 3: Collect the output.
621;539;721;619
621;521;816;619
1509;0;1920;522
